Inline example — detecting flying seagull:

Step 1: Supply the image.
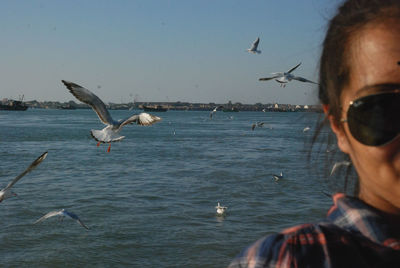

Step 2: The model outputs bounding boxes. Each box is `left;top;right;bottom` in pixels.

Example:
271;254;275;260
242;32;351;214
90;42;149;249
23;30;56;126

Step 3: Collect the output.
259;63;317;87
247;37;261;54
215;202;227;215
330;161;351;176
62;80;162;152
272;172;283;182
34;209;89;230
251;122;269;131
210;105;224;119
0;152;47;203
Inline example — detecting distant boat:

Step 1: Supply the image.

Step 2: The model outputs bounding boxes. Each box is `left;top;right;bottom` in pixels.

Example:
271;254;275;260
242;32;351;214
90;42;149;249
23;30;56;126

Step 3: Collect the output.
142;105;168;112
223;107;239;112
0;99;28;111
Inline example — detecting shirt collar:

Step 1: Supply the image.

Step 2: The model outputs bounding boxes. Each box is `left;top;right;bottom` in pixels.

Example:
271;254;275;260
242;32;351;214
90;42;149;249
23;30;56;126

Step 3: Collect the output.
327;193;400;249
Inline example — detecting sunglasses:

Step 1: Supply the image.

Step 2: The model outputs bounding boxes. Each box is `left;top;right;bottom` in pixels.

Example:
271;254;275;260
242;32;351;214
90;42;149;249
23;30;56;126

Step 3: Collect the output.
341;91;400;146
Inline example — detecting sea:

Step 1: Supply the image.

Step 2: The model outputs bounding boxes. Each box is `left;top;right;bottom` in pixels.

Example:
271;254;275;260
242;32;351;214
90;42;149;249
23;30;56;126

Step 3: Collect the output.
0;109;335;267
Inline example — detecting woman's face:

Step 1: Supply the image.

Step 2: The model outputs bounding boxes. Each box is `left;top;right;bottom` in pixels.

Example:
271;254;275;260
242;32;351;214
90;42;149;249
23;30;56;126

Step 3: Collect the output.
331;20;400;214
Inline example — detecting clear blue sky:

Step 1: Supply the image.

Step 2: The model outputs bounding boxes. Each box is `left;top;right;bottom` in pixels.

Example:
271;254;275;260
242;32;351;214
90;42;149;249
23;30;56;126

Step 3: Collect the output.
0;0;341;105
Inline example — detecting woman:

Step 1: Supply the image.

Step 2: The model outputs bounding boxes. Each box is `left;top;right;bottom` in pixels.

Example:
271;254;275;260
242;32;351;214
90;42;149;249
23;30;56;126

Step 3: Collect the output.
229;0;400;267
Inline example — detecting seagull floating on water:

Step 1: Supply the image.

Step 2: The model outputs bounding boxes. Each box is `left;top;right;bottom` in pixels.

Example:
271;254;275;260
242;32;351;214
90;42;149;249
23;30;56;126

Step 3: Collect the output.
34;209;89;230
247;37;261;54
210;105;224;119
62;80;162;152
215;202;227;215
259;63;317;87
303;126;311;132
330;161;351;176
0;152;47;203
272;172;283;181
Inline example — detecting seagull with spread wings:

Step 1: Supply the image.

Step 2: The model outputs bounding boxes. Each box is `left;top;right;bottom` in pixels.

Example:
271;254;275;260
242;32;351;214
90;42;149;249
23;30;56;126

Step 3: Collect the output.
210;105;224;119
259;63;317;87
251;122;271;131
62;80;162;152
272;172;283;182
247;37;261;54
34;209;89;230
0;152;47;203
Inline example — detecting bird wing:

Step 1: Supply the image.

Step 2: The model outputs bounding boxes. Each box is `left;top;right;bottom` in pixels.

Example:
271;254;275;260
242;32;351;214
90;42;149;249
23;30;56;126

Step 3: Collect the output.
119;112;162;128
258;74;282;81
330;161;351;176
34;210;63;224
61;80;115;125
63;210;89;230
250;37;260;50
292;76;318;84
4;151;47;191
251;124;256;130
287;62;302;73
259;73;282;81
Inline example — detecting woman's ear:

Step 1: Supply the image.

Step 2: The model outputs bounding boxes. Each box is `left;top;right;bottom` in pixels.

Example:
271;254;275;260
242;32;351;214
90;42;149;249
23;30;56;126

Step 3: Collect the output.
323;104;351;154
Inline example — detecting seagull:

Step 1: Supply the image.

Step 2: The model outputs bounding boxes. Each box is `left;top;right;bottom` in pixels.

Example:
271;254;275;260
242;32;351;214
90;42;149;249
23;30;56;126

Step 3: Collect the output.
272;172;283;182
259;63;317;87
210;105;224;119
215;202;227;215
303;126;311;132
247;37;261;54
330;161;351;176
251;122;268;131
62;80;162;152
34;209;89;230
0;152;47;203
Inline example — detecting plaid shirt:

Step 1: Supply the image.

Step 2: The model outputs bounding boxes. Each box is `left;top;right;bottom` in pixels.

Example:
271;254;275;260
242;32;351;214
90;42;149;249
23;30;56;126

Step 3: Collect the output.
228;193;400;268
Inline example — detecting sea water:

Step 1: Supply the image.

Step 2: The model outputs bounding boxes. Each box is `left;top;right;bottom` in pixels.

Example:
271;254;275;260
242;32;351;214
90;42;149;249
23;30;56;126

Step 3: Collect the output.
0;109;333;267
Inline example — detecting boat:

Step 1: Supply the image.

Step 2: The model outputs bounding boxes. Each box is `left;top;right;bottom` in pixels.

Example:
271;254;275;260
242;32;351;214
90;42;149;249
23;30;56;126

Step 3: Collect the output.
0;99;28;111
142;105;168;112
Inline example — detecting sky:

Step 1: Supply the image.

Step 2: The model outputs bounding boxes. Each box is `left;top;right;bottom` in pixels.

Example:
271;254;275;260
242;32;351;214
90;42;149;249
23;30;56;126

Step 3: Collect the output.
0;0;342;105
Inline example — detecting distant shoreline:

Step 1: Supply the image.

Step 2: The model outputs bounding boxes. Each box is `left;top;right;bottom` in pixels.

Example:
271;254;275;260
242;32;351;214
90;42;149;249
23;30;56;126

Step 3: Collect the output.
17;100;322;113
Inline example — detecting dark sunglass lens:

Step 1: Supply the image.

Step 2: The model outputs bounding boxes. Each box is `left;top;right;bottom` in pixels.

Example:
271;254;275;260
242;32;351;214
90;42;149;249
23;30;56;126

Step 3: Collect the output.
347;92;400;146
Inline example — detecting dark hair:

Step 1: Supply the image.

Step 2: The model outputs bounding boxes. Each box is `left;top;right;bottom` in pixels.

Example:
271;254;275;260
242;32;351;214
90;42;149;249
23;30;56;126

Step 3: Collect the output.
310;0;400;195
320;0;400;121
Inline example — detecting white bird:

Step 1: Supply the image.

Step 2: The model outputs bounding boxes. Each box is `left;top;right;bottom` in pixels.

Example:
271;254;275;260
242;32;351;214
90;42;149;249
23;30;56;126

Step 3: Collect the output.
0;152;47;203
215;202;227;215
210;105;224;119
272;172;283;181
34;209;89;230
303;126;311;132
62;80;162;152
330;161;351;176
259;63;317;87
247;37;261;54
